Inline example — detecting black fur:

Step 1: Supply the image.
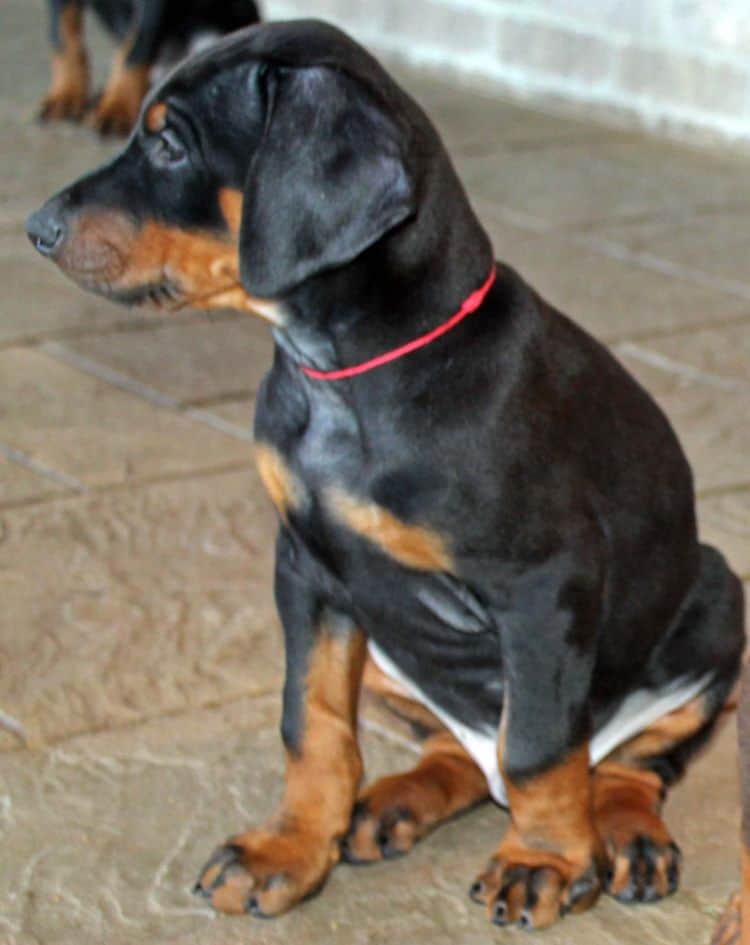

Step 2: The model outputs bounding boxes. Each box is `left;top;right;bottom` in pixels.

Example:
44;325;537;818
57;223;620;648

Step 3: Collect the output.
47;0;260;67
27;18;744;793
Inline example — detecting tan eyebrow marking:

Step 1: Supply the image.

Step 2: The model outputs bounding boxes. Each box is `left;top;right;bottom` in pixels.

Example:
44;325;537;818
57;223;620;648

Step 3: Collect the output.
145;101;168;133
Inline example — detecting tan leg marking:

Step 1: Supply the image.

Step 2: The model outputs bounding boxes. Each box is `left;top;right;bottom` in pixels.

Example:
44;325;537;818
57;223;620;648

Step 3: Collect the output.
471;745;604;930
255;444;301;521
592;761;680;903
89;47;149;136
609;695;710;765
344;729;488;862
196;626;367;916
327;487;452;571
39;4;89;122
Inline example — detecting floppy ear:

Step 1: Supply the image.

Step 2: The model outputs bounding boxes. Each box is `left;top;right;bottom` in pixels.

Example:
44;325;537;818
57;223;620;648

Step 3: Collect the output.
239;65;417;297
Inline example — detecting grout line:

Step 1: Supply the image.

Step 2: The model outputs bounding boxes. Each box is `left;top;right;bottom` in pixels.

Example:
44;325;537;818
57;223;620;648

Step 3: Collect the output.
0;709;28;747
0;309;241;353
697;481;750;500
39;341;255;443
0;442;87;493
0;686;281;756
601;311;750;346
487;204;750;303
0;458;256;513
614;342;749;392
576;236;750;303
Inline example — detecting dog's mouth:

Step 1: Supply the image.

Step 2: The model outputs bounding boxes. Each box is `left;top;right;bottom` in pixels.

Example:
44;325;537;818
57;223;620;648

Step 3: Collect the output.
105;279;183;309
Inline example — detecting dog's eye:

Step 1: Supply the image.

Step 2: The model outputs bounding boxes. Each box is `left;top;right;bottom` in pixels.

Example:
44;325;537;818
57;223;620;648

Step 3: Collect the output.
151;128;186;167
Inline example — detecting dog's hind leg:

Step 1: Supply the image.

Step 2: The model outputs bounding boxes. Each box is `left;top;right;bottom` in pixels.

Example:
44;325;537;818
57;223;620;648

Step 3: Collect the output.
342;727;489;863
595;544;744;906
341;657;489;863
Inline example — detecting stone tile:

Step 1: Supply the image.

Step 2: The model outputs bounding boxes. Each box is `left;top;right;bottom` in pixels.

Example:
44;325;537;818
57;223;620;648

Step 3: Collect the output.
456;147;683;228
586;207;750;291
0;229;155;345
0;693;738;945
642;321;750;384
616;350;750;493
0;349;253;488
454;135;748;228
699;490;750;578
0;695;422;945
209;398;256;431
0;469;279;750
482;213;749;341
0;454;66;506
68;316;275;406
0;125;115;225
388;61;612;157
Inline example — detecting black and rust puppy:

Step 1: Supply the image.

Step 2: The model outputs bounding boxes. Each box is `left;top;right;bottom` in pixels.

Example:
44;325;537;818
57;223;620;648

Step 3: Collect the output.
39;0;260;135
26;21;745;931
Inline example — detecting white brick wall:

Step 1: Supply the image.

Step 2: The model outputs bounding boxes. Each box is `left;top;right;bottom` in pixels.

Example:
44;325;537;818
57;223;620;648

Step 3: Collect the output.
263;0;750;148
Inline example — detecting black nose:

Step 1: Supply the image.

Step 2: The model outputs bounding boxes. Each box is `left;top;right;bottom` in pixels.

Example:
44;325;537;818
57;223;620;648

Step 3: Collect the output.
26;207;66;257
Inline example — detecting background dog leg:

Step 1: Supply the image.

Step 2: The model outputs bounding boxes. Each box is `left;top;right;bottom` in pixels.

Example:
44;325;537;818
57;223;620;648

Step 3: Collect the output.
89;0;167;136
39;0;89;122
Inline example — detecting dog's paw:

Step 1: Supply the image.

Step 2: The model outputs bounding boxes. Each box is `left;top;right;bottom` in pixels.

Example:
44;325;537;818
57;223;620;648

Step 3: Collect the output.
88;92;139;137
341;798;422;863
193;827;337;917
38;81;88;123
469;838;603;930
711;892;741;945
88;66;149;137
604;833;681;903
594;766;680;903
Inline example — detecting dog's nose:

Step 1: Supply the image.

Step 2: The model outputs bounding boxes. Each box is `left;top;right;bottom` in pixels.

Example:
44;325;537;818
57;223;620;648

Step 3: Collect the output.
26;206;66;257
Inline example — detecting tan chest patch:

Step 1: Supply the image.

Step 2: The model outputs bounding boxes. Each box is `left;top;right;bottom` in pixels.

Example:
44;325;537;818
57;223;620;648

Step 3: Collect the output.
255;444;301;519
326;487;452;572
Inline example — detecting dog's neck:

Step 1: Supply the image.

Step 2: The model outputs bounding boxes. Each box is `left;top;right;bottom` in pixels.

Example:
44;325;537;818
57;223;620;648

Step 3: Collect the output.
271;228;496;383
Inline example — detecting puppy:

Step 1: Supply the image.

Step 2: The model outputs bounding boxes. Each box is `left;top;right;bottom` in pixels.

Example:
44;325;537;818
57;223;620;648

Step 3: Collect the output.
27;21;745;930
38;0;260;135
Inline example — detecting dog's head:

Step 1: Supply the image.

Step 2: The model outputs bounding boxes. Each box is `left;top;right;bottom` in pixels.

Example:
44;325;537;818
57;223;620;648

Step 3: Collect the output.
26;20;451;322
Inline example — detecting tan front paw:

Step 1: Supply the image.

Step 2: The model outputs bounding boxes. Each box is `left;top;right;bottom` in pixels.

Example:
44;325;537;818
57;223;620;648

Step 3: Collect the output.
38;54;89;123
39;85;88;122
469;832;603;930
88;64;149;137
194;826;338;917
88;91;140;137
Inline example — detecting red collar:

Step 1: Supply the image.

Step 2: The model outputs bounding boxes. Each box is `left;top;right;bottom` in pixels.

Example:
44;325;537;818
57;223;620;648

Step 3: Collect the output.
300;266;497;381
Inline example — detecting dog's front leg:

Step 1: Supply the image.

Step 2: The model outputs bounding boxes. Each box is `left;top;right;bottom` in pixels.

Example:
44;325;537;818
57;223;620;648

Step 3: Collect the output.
195;532;366;917
39;0;89;122
471;574;606;930
89;0;167;135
